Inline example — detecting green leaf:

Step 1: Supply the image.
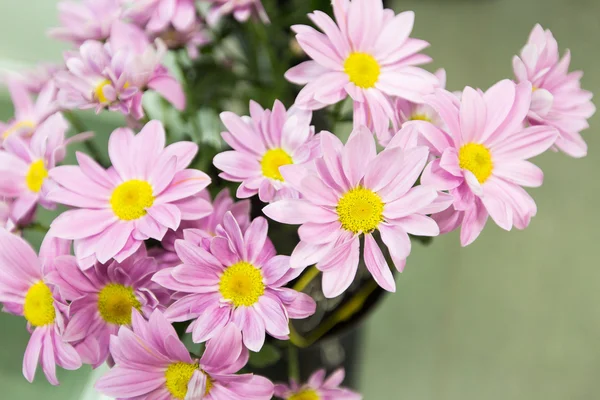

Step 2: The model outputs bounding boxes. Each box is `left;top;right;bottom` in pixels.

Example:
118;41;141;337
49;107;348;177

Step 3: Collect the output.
248;343;281;368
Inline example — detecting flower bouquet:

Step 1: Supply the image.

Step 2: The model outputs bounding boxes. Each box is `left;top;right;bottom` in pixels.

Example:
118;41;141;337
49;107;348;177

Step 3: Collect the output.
0;0;594;399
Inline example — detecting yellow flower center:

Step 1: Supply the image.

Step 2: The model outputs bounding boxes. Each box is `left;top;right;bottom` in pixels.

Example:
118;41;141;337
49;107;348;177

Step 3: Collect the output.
2;120;36;139
344;52;381;89
261;148;293;181
219;261;265;307
410;114;432;122
458;143;493;184
97;283;141;325
337;187;384;234
165;362;203;399
110;180;155;221
94;79;112;104
25;160;48;193
23;281;56;327
289;389;321;400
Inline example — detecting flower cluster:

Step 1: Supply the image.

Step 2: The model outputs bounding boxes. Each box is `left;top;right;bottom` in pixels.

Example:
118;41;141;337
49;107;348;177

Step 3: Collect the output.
0;0;593;398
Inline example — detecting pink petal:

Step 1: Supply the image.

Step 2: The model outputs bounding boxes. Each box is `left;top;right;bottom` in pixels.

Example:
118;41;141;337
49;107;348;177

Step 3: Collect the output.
363;234;395;292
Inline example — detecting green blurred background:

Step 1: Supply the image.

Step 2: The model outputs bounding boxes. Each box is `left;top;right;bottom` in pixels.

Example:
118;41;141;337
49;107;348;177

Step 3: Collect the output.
0;0;598;399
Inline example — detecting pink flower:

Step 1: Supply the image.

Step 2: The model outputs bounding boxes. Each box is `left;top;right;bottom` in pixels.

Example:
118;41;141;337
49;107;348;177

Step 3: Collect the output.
0;80;58;145
153;213;317;351
2;64;62;95
213;100;319;203
46;246;171;367
0;230;82;385
48;0;124;45
263;127;451;298
127;0;199;34
55;22;185;119
274;369;361;400
96;310;274;399
513;24;596;158
386;68;447;145
0;113;72;223
47;120;211;269
205;0;269;25
153;188;250;267
285;0;436;142
418;80;559;246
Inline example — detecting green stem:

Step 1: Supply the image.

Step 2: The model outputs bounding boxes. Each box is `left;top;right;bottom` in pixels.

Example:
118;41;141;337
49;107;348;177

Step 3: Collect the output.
287;343;300;382
24;222;50;234
292;265;320;293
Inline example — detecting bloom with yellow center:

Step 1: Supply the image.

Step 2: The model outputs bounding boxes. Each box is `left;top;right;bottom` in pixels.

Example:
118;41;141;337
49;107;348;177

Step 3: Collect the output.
289;389;321;400
458;143;493;184
336;187;384;234
94;79;112;104
219;261;265;307
165;362;200;400
110;180;155;221
23;281;56;327
261;148;293;181
97;283;142;325
26;160;49;193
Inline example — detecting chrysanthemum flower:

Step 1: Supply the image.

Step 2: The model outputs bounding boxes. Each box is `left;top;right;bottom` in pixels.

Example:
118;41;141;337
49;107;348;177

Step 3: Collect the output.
513;24;596;158
0;113;73;223
96;310;274;399
48;120;211;268
48;0;123;45
47;246;170;367
213;100;319;203
205;0;269;25
3;63;62;96
0;230;82;385
0;80;58;145
263;127;451;298
154;188;250;267
55;22;185;119
418;80;558;246
126;0;198;34
153;212;316;351
285;0;436;142
274;368;361;400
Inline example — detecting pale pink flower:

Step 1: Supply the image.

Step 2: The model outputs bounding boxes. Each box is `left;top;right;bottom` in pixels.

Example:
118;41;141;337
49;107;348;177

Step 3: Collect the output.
153;213;316;351
153;188;250;267
263;127;451;298
0;230;82;385
0;80;58;146
55;22;185;119
513;24;596;158
0;113;72;223
127;0;199;34
96;310;274;399
205;0;269;25
2;64;62;96
47;120;211;269
213;100;319;203
274;369;361;400
418;80;559;246
46;246;170;367
48;0;124;45
285;0;436;142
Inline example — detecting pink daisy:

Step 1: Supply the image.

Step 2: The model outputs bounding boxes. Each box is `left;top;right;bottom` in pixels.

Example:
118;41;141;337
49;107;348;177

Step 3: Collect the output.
126;0;199;34
1;80;58;145
96;310;274;399
418;80;559;246
213;100;319;203
2;64;62;96
0;230;82;385
263;127;452;298
0;113;73;223
285;0;436;142
55;22;185;119
47;120;211;269
205;0;269;25
46;245;171;367
274;369;361;400
153;188;251;267
48;0;124;45
513;24;596;158
153;212;317;351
